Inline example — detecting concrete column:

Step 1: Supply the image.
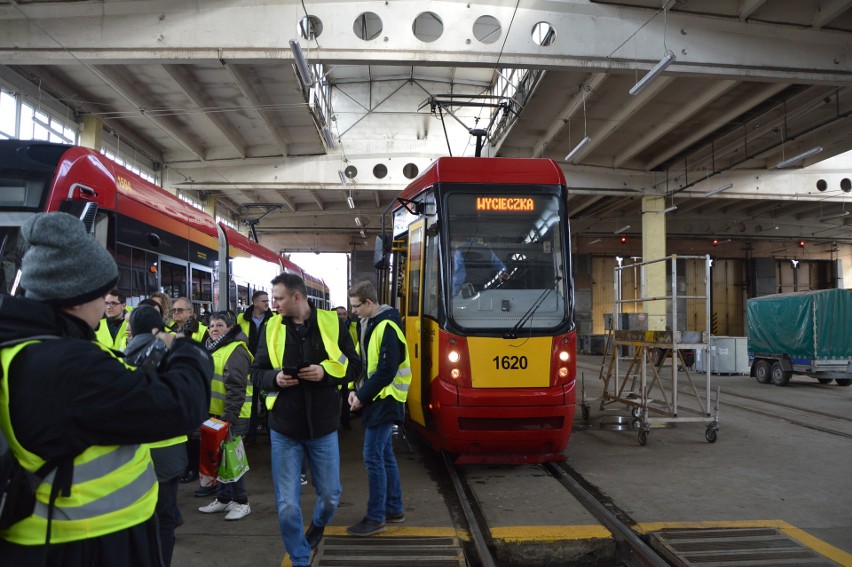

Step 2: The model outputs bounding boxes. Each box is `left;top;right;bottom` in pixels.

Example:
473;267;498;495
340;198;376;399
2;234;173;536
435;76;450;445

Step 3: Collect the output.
79;116;102;150
642;195;668;331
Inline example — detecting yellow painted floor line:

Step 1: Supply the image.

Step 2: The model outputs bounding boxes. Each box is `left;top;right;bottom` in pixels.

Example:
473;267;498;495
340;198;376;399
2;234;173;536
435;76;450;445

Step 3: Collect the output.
638;520;852;567
490;525;612;542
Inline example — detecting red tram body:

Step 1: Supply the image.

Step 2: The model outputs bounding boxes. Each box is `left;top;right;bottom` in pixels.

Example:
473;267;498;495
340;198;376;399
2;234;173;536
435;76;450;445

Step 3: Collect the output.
0;140;328;309
379;157;576;464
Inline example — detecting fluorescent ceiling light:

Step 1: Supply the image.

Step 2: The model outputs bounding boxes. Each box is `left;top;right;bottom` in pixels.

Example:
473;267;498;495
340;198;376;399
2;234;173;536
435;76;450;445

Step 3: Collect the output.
359;229;366;239
564;136;591;163
629;51;675;96
817;210;850;222
775;146;823;169
769;247;788;253
656;206;677;214
354;216;362;227
588;238;602;245
338;170;348;185
289;39;315;86
704;183;733;197
614;224;630;235
346;195;355;209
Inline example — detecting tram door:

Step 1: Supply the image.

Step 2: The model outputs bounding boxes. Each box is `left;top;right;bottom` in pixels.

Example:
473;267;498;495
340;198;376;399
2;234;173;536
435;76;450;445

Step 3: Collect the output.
159;257;188;300
405;220;426;427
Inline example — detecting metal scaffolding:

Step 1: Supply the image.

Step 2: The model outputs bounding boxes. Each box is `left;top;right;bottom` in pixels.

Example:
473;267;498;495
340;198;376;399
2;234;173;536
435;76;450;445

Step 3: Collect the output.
593;254;720;445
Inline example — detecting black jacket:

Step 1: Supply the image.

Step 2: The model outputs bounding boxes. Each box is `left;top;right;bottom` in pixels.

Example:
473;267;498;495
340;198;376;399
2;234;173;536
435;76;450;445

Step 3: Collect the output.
251;303;361;440
238;306;273;355
0;295;213;461
355;305;407;428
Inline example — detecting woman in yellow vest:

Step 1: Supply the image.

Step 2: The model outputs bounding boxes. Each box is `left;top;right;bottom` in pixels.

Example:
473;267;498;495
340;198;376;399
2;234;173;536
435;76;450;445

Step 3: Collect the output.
197;311;253;521
0;212;212;567
346;280;412;537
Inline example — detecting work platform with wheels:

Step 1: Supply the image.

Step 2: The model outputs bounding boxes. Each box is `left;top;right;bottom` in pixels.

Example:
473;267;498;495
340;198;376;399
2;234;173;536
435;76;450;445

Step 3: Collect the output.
582;254;720;445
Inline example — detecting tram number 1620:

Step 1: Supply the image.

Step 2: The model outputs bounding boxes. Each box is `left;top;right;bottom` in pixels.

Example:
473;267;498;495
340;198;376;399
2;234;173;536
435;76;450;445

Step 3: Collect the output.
493;355;528;370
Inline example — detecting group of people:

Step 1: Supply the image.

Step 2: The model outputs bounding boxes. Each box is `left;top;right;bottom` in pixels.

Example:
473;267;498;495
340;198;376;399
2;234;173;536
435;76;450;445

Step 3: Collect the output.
0;211;412;567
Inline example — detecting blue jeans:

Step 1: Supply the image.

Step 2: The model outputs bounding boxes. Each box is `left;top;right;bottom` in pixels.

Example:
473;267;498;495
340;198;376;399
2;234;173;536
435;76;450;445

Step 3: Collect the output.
363;422;403;522
269;430;341;566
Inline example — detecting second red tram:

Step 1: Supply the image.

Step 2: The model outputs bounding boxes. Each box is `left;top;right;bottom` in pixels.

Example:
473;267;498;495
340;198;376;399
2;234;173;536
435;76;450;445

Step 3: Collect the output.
378;157;576;464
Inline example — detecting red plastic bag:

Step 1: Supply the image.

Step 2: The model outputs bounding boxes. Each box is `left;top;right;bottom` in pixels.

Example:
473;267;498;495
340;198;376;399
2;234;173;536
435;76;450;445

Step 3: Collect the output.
199;418;229;487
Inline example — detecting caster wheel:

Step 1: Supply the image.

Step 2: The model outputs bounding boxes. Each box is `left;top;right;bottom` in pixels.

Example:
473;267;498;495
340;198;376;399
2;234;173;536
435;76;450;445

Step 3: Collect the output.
638;429;648;446
631;406;644;419
705;427;717;443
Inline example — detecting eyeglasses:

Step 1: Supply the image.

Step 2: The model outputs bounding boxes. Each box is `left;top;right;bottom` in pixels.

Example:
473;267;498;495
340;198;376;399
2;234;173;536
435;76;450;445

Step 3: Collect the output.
172;307;190;313
104;302;122;307
351;302;363;309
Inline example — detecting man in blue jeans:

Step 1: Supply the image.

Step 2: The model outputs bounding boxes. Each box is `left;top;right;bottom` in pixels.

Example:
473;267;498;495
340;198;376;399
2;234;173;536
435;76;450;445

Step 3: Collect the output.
346;280;411;536
251;273;361;566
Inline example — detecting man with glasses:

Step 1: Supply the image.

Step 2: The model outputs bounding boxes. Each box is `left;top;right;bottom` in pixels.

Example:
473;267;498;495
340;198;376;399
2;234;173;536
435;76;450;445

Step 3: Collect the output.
170;297;208;343
237;290;274;443
94;289;130;351
252;273;361;567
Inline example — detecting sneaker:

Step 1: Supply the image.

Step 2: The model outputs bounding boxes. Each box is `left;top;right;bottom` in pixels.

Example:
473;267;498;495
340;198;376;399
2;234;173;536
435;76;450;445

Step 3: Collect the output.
194;485;217;498
386;511;406;523
300;473;308;486
346;517;387;536
305;522;324;549
224;502;251;521
198;499;234;514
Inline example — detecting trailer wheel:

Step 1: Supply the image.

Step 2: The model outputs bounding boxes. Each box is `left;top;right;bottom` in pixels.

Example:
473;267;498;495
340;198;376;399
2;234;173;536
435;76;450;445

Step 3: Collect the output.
817;378;832;384
754;360;771;384
835;379;852;387
770;362;791;386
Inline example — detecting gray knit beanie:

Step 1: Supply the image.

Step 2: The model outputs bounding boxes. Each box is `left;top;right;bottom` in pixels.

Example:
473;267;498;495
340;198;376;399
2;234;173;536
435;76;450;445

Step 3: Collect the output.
20;211;119;307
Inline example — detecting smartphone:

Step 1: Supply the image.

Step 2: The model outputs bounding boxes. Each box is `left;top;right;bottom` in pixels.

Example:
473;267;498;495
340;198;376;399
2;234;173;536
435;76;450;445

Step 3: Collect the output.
284;363;310;378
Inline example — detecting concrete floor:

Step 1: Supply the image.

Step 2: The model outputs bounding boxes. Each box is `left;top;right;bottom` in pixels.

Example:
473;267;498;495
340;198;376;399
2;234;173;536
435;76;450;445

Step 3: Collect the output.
170;354;852;567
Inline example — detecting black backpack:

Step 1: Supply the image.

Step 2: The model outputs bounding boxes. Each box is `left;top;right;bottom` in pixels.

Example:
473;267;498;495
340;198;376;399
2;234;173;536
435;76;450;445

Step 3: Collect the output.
0;337;71;539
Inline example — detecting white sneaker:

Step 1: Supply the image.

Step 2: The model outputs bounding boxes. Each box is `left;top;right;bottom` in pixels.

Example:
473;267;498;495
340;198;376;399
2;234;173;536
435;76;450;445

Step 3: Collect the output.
224;502;251;521
198;499;234;514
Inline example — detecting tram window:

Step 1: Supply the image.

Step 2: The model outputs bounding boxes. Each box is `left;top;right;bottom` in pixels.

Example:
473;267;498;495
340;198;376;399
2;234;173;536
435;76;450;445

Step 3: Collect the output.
407;226;423;317
422;226;440;318
160;259;187;298
192;268;212;302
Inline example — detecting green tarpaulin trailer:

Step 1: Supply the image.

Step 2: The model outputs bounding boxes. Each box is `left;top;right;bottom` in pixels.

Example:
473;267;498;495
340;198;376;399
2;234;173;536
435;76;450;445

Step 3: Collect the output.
747;288;852;386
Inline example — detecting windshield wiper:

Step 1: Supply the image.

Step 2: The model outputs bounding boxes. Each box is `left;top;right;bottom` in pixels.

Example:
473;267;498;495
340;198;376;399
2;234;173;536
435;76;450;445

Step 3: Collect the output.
504;276;561;339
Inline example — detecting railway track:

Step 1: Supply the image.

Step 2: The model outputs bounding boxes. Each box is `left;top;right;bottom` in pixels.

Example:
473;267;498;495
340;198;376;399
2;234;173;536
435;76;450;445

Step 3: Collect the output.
442;452;672;567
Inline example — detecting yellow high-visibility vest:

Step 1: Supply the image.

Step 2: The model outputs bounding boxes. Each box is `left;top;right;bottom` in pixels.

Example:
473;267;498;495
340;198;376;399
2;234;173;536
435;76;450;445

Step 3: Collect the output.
264;310;348;410
94;317;129;351
0;341;157;545
364;319;411;403
209;341;253;419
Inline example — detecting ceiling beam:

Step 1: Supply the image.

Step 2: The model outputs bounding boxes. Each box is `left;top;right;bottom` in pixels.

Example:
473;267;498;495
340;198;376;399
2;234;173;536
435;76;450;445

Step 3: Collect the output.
224;62;290;156
162;64;247;159
532;73;607;159
309;190;325;210
613;80;739;168
644;82;788;170
88;65;206;160
811;0;852;28
739;0;768;21
574;76;674;164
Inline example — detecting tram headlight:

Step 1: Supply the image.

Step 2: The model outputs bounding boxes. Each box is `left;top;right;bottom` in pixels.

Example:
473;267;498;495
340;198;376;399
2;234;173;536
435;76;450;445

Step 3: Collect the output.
558;350;570;362
448;351;460;363
450;368;461;379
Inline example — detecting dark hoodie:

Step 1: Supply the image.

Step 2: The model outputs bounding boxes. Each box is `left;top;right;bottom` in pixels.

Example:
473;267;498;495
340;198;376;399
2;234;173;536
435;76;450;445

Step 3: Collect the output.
354;304;407;428
0;294;212;461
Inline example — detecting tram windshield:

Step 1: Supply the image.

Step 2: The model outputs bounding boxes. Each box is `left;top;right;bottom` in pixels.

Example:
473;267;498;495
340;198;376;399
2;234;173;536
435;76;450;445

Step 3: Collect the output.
444;188;571;332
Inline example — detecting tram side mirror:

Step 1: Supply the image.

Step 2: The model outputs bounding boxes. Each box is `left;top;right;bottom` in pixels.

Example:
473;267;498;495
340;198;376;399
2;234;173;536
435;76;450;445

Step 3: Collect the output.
374;234;390;269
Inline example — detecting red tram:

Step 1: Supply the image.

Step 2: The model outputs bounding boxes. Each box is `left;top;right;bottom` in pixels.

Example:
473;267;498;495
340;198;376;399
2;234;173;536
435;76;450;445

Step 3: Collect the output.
376;157;576;464
0;140;328;310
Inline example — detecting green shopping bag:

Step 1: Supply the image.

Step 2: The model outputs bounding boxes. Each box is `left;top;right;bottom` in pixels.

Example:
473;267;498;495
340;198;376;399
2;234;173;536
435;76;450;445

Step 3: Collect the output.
217;434;249;483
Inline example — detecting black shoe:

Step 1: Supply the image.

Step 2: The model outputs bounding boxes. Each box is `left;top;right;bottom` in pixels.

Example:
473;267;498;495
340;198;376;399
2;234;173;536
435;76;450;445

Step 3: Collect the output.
179;470;198;484
347;517;387;536
305;522;324;549
193;485;217;497
386;511;406;523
